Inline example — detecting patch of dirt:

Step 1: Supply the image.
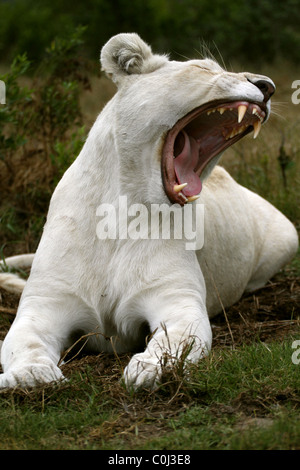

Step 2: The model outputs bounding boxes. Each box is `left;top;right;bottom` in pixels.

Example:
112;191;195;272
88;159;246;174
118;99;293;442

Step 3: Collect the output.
212;272;300;348
235;416;274;431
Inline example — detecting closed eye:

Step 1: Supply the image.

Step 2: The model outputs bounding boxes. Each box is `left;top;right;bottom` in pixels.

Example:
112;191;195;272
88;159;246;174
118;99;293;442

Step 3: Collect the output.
190;64;212;71
189;61;223;73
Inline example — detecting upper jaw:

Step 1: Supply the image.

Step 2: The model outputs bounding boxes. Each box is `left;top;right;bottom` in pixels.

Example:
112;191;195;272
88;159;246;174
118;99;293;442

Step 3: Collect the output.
161;98;268;206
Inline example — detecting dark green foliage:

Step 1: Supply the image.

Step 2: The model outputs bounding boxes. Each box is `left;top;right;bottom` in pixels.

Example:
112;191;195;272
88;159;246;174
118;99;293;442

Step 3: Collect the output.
0;27;91;252
0;53;32;160
1;0;300;64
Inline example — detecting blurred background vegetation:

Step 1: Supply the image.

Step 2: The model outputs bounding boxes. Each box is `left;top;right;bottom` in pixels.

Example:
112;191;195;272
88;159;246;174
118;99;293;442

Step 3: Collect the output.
1;0;300;65
0;0;299;258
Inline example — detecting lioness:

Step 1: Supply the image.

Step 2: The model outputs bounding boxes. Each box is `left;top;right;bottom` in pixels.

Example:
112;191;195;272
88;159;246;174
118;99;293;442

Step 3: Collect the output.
0;34;298;390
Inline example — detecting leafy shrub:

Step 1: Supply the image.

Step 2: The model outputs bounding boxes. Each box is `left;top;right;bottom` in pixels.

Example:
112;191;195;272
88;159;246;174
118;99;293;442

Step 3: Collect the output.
1;0;300;64
0;27;93;253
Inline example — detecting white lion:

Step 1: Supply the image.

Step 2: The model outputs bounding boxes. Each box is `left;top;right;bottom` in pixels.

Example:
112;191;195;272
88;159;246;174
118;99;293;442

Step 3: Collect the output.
0;34;298;390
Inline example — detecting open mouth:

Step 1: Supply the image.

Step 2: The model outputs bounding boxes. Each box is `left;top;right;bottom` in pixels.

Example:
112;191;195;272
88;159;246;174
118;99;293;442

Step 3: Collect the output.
161;100;266;205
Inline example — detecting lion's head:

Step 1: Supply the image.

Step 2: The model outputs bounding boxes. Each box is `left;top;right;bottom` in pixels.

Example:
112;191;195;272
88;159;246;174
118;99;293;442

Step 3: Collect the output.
101;33;275;206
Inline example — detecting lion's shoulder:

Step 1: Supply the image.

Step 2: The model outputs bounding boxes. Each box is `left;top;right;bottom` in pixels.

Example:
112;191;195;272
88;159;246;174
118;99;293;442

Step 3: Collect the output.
205;165;234;188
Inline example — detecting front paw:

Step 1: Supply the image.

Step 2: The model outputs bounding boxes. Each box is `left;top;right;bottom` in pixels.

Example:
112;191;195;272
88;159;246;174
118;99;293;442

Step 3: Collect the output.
123;352;163;390
0;363;65;389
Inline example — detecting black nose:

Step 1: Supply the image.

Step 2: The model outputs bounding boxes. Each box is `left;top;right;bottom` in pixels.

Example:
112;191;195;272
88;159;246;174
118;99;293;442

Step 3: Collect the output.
247;78;275;102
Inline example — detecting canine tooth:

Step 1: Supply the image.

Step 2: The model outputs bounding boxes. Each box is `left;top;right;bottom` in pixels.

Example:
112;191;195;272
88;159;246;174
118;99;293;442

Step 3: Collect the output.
253;120;261;139
238;104;247;123
174;183;188;192
187;194;200;202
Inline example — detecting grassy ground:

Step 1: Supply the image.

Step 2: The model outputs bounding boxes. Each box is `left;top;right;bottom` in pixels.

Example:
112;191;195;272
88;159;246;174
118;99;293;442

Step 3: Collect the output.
0;61;299;450
0;263;299;450
0;337;299;450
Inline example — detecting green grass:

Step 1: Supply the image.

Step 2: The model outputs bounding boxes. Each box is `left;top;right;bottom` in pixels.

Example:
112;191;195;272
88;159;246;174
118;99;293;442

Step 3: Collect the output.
141;338;300;450
0;334;299;450
0;378;114;449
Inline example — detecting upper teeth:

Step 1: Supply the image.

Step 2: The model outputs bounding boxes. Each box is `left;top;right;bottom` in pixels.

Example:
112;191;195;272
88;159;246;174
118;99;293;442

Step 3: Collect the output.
207;103;264;139
252;107;264;122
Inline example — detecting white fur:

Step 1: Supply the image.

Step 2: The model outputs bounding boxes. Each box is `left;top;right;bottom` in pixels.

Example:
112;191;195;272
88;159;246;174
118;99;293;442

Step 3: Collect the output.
0;34;298;390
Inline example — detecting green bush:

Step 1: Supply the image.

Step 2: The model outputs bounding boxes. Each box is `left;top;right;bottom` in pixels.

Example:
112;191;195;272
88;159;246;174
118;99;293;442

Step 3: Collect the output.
0;27;92;253
1;0;300;64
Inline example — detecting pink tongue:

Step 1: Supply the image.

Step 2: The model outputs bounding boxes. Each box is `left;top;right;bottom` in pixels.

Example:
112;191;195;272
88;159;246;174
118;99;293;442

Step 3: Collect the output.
174;130;202;197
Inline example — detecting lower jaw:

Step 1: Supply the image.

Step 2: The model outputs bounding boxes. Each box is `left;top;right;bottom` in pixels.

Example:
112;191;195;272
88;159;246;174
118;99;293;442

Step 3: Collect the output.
199;152;224;182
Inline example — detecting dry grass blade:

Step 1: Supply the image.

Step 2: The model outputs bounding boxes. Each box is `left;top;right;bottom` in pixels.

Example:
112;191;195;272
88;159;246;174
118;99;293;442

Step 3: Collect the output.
58;330;110;366
0;306;16;315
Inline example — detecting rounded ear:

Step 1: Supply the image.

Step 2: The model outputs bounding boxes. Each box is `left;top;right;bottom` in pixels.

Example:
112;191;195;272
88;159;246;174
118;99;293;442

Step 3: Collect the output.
100;33;168;85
